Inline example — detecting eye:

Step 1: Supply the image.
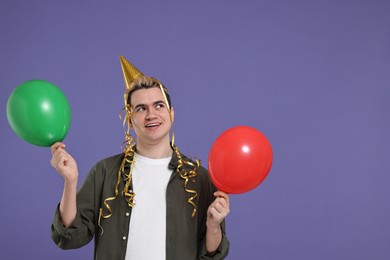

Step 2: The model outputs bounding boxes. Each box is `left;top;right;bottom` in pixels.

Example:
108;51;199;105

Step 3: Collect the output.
135;106;145;112
155;103;165;110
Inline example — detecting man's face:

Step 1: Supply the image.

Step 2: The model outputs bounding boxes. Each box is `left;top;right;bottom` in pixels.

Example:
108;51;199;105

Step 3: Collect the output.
129;87;174;147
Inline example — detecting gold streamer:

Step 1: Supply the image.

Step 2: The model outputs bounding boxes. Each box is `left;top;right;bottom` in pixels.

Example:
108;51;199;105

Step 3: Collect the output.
158;82;170;112
172;144;199;218
98;105;137;235
121;152;136;207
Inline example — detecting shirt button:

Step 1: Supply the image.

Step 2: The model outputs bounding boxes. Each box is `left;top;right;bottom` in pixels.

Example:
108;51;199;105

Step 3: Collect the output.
122;236;127;240
125;212;130;217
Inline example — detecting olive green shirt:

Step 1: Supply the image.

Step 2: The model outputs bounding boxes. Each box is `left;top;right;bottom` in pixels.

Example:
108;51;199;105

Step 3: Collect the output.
51;152;229;259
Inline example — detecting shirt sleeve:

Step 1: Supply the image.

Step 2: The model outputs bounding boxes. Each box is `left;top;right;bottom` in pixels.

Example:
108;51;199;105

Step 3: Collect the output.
197;167;230;259
198;220;230;259
50;165;99;250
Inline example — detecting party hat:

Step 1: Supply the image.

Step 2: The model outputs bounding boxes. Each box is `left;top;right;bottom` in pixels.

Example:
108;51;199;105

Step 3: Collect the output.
120;55;144;90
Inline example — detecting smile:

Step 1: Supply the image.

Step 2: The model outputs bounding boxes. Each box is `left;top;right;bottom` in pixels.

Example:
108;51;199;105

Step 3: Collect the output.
145;123;161;128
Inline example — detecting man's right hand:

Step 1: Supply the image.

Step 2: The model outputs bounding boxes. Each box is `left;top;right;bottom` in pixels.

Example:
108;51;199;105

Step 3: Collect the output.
51;142;78;183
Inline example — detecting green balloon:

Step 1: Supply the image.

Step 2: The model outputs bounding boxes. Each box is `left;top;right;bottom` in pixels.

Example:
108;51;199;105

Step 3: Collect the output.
6;80;72;147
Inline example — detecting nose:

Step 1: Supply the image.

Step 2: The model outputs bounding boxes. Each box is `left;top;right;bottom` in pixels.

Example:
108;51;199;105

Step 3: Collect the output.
145;109;157;120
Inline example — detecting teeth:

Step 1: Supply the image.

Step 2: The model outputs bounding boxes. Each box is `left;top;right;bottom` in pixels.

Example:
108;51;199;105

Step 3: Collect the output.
146;123;160;127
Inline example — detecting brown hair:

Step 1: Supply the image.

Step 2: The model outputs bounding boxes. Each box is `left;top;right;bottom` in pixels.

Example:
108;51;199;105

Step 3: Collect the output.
125;76;172;109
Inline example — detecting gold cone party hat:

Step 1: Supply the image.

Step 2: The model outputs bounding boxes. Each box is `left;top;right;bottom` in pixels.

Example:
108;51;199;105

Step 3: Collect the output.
120;55;144;91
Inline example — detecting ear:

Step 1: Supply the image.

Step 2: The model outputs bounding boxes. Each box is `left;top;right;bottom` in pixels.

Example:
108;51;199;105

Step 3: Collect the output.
170;107;174;123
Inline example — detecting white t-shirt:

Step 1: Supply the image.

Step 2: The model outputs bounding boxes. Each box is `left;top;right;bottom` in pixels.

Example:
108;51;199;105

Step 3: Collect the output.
125;153;172;260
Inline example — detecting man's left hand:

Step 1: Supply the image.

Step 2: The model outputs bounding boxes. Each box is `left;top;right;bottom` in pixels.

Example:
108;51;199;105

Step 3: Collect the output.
207;191;230;229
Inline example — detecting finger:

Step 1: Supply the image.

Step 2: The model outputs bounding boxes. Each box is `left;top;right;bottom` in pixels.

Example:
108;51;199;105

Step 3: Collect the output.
209;205;222;218
53;144;70;156
214;197;228;209
209;207;225;224
214;190;229;199
213;202;225;214
53;149;68;161
51;149;70;168
51;142;66;155
214;191;230;204
51;151;66;166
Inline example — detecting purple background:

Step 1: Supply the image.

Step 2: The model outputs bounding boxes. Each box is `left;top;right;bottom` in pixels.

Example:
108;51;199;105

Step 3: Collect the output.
1;1;389;259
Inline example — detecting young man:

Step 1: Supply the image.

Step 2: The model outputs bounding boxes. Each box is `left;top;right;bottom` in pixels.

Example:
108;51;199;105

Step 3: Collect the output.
50;56;230;259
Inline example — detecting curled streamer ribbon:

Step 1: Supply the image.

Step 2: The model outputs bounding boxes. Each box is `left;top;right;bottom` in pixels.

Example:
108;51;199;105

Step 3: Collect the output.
98;103;137;235
172;144;199;218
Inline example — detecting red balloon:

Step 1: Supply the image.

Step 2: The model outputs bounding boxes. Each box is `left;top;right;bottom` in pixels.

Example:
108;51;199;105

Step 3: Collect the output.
208;126;273;194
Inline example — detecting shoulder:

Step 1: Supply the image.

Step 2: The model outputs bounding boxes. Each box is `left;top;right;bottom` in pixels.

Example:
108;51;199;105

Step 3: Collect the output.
91;153;125;174
179;153;210;181
197;164;210;180
79;153;125;190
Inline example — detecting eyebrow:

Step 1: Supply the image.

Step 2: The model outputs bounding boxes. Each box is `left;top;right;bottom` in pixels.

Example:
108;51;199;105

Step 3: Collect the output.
133;100;166;110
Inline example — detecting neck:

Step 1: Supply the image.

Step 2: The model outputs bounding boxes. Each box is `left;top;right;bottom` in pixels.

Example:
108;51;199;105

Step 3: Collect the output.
135;139;173;159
